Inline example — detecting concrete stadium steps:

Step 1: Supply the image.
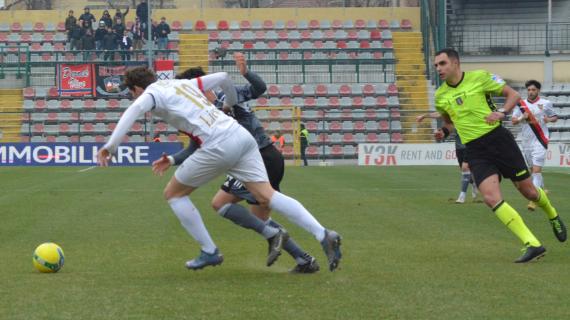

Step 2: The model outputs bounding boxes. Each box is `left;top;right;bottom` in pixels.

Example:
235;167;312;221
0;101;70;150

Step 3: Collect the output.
392;32;431;143
178;34;209;72
0;88;24;142
177;34;209;145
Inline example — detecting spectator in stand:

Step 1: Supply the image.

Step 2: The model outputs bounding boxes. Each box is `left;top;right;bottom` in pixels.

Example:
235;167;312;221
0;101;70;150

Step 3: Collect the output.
148;19;159;47
113;7;129;26
102;26;118;61
131;17;145;51
79;7;96;30
82;28;96;61
119;29;133;61
95;20;107;51
69;21;84;51
156;17;171;50
100;10;113;28
82;28;96;59
113;17;126;37
65;10;77;44
136;0;148;23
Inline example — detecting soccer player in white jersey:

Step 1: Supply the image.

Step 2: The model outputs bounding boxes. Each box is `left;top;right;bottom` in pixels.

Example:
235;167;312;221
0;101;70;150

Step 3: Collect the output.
96;67;342;271
512;80;558;211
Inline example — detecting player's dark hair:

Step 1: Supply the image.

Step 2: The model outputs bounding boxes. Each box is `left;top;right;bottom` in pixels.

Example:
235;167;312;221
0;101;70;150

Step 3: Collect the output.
435;48;460;62
525;80;541;90
124;67;156;90
175;67;206;80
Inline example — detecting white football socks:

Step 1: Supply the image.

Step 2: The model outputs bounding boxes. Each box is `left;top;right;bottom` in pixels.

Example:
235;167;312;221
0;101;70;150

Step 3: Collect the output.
269;191;326;241
168;196;217;254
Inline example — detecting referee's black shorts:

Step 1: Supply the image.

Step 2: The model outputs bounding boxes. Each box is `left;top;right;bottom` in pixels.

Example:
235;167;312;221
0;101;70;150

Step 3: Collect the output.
466;126;530;186
456;148;467;167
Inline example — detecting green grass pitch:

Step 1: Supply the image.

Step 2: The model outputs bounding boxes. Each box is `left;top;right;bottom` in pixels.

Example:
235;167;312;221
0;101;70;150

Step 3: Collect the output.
1;166;569;319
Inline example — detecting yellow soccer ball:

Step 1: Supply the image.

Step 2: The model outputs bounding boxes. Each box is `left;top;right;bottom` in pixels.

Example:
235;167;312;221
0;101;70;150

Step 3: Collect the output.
33;243;65;273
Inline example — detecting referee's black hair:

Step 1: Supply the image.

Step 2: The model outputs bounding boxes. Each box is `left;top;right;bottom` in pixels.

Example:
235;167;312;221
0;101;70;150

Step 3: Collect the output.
435;48;460;62
175;67;206;80
525;80;541;90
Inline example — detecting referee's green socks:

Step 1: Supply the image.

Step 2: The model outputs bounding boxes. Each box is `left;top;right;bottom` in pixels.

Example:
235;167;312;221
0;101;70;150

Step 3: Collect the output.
535;187;558;220
494;201;541;247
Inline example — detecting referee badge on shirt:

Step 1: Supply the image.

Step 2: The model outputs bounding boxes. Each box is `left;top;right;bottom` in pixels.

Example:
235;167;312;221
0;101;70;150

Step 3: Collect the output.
456;97;464;105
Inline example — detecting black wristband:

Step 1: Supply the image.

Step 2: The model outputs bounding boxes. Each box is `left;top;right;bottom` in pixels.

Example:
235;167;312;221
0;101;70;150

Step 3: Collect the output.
441;127;450;138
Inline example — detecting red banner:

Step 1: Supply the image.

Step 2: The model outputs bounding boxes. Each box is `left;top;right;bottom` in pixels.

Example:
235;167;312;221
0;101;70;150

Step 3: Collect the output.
56;64;96;97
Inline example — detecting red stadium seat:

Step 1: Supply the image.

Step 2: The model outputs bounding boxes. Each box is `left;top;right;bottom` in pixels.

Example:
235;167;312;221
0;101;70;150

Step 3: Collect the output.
291;84;304;96
306;146;318;156
387;84;398;95
370;30;382;40
209;31;219;40
308;20;320;29
352;96;363;108
391;132;403;143
339;84;351;96
240;20;251;30
305;121;318;131
33;22;45;32
401;19;412;29
57;22;66;32
48;87;58;98
343;133;355;143
332;20;343;29
383;40;393;48
329;96;340;108
263;20;274;29
331;145;343;156
217;20;229;30
376;96;388;107
363;84;375;96
379;120;389;131
355;19;366;29
304;97;316;108
366;133;379;143
315;84;328;96
23;87;35;98
347;30;358;40
336;41;347;49
267;85;280;96
171;20;182;31
286;20;297;29
379;19;389;29
359;40;370;49
329;121;342;131
255;31;265;40
194;20;206;31
11;22;22;32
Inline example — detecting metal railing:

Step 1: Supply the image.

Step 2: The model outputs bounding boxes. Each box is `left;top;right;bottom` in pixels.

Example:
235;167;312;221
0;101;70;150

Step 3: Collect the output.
0;46;177;86
447;23;570;56
212;51;396;84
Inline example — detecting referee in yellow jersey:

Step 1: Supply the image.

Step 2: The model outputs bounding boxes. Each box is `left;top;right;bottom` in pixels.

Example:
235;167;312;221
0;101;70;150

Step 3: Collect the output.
433;48;566;263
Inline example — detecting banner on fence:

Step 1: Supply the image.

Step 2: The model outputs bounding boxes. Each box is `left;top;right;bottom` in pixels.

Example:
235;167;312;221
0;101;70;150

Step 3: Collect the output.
56;64;96;97
95;63;146;98
0;142;183;166
358;143;570;167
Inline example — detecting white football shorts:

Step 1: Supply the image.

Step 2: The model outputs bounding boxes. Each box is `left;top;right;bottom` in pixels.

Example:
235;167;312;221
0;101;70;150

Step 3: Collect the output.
174;126;268;187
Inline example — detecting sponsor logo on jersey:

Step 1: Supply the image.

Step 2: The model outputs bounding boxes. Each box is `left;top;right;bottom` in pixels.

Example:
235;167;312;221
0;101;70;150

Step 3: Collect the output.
491;74;505;84
538;104;544;110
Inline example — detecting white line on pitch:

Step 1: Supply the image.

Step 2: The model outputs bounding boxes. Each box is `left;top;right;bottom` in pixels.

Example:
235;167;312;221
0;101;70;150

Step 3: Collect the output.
78;166;96;173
